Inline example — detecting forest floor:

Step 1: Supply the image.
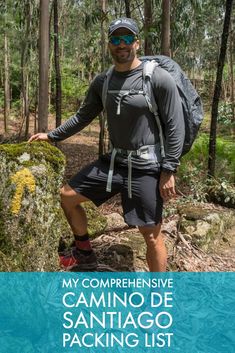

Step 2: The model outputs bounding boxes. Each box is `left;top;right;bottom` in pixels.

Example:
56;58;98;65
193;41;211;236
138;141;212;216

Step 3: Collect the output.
1;115;235;272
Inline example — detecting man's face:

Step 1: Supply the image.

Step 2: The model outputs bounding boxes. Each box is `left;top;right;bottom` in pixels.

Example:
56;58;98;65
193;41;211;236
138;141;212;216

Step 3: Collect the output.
108;28;139;64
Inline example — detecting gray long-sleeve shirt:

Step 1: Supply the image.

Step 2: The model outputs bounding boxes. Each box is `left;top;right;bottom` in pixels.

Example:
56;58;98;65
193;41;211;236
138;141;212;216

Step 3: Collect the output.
48;62;185;172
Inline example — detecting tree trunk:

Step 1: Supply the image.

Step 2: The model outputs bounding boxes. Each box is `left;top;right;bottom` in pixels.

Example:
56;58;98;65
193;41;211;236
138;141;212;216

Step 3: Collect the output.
229;22;234;124
38;0;50;132
24;73;30;138
207;0;233;178
19;1;31;140
99;0;107;156
161;0;171;57
54;0;62;127
144;0;153;55
34;94;38;134
48;5;54;113
24;2;32;139
100;0;106;72
4;34;10;133
124;0;131;18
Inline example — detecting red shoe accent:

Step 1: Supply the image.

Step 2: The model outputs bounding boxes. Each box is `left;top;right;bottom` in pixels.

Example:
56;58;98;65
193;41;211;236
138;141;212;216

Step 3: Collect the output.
59;248;97;271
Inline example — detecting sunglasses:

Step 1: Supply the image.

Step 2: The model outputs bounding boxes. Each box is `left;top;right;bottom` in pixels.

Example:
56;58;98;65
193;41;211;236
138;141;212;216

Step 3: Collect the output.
109;34;137;46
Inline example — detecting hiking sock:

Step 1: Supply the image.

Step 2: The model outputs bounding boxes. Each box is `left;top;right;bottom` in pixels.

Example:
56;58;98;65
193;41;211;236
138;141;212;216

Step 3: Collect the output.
74;234;92;256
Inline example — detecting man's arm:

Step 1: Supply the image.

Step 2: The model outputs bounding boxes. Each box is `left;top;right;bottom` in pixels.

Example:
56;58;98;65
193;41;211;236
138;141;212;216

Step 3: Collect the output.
152;67;185;200
29;74;104;143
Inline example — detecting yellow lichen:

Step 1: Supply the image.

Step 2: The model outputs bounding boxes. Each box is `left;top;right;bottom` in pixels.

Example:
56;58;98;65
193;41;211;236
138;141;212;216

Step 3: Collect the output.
10;168;36;215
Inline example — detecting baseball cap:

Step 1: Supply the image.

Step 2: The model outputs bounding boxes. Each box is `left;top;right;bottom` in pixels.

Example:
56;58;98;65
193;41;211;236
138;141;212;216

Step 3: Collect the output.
108;18;139;36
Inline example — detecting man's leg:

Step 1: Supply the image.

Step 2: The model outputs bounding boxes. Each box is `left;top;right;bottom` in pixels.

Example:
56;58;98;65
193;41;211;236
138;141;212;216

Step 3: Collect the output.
59;184;97;270
60;184;90;235
138;224;167;272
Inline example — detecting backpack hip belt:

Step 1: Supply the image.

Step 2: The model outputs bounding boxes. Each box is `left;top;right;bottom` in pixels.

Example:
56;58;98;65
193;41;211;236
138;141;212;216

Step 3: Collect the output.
106;144;161;199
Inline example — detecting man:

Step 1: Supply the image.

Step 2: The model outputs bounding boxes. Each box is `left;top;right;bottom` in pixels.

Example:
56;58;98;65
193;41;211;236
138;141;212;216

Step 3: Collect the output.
29;18;184;272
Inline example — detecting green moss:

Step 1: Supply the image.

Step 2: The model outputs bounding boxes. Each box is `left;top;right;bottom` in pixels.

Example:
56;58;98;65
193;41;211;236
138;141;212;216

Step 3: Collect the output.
84;202;107;238
21;161;43;168
0;142;66;271
0;251;21;271
0;199;7;249
0;142;66;174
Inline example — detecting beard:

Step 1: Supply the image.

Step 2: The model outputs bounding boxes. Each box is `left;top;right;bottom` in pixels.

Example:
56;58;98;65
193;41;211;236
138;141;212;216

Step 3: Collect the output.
110;47;136;64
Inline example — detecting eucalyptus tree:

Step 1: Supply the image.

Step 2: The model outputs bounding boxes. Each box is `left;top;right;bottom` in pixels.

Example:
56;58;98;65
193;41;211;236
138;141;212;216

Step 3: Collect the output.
4;29;10;132
53;0;62;127
144;0;153;55
0;0;38;135
99;0;107;155
208;0;234;178
229;15;234;123
0;0;12;132
161;0;171;56
38;0;50;132
124;0;131;17
19;0;33;137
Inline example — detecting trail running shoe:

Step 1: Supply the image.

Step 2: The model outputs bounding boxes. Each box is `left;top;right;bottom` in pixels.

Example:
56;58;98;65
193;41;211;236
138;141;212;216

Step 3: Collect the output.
59;247;97;271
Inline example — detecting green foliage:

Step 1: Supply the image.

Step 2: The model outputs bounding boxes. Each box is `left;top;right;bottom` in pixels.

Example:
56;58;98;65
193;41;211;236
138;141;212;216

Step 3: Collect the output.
179;133;235;190
216;137;235;181
218;102;234;126
60;62;88;110
179;134;208;183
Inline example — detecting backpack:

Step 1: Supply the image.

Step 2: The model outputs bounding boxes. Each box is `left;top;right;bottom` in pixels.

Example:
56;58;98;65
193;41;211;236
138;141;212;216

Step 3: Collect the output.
102;55;204;158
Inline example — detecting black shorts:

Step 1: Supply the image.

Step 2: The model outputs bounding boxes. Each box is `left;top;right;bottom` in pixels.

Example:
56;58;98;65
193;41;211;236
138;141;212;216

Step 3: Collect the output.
68;157;163;227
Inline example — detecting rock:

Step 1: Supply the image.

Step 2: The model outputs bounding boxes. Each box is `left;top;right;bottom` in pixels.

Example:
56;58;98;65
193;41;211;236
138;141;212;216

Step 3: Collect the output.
106;243;134;270
0;142;66;271
93;218;179;272
193;220;212;237
93;230;148;272
178;203;235;252
83;202;107;237
206;180;235;209
105;212;127;231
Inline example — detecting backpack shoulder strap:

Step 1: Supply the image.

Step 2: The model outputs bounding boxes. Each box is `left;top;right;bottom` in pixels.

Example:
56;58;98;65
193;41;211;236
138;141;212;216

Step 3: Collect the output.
142;60;158;110
102;65;114;111
143;60;158;81
143;61;166;158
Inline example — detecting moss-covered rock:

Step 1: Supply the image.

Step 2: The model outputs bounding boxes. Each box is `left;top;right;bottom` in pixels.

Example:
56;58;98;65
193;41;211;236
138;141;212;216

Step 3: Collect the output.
178;203;235;252
0;142;66;271
83;202;107;237
206;180;235;208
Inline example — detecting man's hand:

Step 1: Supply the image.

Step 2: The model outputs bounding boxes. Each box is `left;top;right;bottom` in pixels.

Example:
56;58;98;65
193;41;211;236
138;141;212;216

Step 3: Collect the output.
159;171;176;201
28;133;50;143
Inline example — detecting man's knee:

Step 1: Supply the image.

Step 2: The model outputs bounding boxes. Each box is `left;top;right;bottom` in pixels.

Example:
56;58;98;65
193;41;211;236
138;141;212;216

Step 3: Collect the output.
60;184;89;208
139;224;162;246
